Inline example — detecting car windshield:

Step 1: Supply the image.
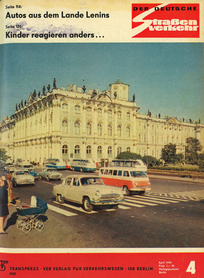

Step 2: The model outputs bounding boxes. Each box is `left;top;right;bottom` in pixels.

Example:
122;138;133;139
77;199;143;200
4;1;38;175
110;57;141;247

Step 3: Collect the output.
16;171;29;175
47;169;56;172
81;177;104;186
130;171;147;177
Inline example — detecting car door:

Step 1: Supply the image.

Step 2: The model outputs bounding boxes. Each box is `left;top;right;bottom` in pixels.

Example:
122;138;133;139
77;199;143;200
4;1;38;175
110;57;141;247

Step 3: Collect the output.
64;177;82;203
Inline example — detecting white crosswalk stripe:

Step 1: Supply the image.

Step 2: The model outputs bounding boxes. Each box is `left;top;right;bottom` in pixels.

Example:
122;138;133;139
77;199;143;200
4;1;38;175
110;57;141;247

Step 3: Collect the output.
48;204;77;216
54;201;98;214
48;194;197;217
124;197;157;206
127;196;170;205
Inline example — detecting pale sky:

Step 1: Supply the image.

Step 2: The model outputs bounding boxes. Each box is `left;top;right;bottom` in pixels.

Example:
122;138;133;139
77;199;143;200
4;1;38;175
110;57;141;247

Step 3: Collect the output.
0;43;203;123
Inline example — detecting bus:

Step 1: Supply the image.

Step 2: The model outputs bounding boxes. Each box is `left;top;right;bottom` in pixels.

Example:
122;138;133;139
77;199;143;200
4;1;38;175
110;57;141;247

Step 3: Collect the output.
45;159;70;170
99;166;151;195
110;159;147;173
70;159;96;172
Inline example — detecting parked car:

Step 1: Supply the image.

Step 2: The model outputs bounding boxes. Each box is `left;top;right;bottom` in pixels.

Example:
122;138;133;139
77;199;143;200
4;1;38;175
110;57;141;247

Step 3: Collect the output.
39;168;62;180
11;170;35;187
4;164;16;172
52;175;125;212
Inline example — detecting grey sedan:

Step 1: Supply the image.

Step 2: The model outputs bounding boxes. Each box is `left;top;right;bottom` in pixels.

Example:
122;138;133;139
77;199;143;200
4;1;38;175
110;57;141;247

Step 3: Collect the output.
39;168;62;180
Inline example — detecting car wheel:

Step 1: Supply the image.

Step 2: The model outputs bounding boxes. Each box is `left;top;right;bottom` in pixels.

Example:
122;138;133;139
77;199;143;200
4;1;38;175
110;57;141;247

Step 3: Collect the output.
139;191;145;195
46;176;49;181
122;185;129;196
83;197;93;212
56;195;64;203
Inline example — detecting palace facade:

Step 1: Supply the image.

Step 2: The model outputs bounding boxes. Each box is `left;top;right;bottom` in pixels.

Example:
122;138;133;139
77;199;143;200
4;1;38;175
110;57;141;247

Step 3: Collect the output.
0;78;203;164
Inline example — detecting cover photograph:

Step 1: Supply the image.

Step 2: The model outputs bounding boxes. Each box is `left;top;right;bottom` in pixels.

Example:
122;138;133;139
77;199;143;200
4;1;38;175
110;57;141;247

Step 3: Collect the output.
0;0;203;277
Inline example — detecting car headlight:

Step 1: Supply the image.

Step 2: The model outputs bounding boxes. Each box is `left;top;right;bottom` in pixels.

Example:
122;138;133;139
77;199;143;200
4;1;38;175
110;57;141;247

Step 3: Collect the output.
134;182;138;186
95;190;101;197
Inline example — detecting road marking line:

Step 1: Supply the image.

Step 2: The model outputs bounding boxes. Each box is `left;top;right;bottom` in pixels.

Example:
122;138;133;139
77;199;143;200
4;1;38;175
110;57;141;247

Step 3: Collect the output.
54;201;98;214
118;205;131;209
122;202;145;208
131;196;179;204
127;197;170;205
48;204;77;216
125;198;157;206
148;195;189;202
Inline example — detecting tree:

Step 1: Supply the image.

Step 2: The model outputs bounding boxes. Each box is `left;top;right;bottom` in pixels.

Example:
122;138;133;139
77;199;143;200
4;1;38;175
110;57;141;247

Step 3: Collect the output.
0;148;9;162
142;155;158;167
185;137;202;163
161;143;177;164
116;152;142;160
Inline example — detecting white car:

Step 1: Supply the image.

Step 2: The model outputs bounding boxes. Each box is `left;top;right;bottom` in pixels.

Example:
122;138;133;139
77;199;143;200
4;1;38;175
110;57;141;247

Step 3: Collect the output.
12;170;35;187
39;168;62;180
52;175;125;212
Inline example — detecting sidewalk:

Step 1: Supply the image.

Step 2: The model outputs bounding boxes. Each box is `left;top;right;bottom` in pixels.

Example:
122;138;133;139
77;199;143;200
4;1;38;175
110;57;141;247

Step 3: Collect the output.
148;174;204;184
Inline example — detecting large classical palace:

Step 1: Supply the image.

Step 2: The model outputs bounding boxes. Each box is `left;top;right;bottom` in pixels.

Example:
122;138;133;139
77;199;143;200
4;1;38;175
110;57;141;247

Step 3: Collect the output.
0;78;203;164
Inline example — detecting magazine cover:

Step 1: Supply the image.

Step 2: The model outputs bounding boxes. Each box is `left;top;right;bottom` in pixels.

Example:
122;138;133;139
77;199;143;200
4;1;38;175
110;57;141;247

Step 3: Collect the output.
0;0;203;277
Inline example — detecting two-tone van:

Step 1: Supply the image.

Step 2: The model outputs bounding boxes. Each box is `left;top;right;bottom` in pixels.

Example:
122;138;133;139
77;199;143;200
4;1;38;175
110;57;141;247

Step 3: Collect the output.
99;167;151;195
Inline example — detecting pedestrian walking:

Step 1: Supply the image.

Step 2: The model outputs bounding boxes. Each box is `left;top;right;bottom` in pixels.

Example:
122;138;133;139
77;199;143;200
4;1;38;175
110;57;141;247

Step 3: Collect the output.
0;177;9;234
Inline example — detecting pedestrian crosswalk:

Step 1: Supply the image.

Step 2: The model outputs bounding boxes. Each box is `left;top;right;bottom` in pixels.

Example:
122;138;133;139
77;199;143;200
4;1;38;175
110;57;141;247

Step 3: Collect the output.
48;193;200;217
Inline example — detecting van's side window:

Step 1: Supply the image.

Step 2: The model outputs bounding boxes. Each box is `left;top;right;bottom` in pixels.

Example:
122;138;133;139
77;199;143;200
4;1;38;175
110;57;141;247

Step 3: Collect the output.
118;170;122;176
100;169;104;174
123;171;129;177
108;170;113;175
113;170;117;176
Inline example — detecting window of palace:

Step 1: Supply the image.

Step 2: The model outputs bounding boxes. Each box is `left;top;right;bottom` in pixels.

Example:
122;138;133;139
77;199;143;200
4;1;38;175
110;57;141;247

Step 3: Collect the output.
117;111;122;119
108;110;112;118
126;126;131;137
86;145;92;155
97;124;102;136
108;146;112;155
86;107;92;114
62;145;68;154
62;120;68;133
74;145;80;154
74;105;81;114
97;108;102;116
117;125;122;137
127;147;131;152
126;112;130;120
117;146;122;155
86;123;92;135
62;103;68;111
108;125;112;136
97;146;102;154
74;121;80;135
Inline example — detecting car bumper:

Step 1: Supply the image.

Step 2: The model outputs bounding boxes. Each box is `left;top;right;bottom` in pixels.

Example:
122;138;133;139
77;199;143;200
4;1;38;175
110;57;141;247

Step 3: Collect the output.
129;188;151;192
90;199;124;205
16;181;35;185
49;176;62;179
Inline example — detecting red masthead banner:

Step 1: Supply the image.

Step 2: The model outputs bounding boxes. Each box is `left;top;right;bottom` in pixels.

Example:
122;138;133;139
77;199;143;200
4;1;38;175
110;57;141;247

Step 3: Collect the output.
132;3;200;38
0;251;204;278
